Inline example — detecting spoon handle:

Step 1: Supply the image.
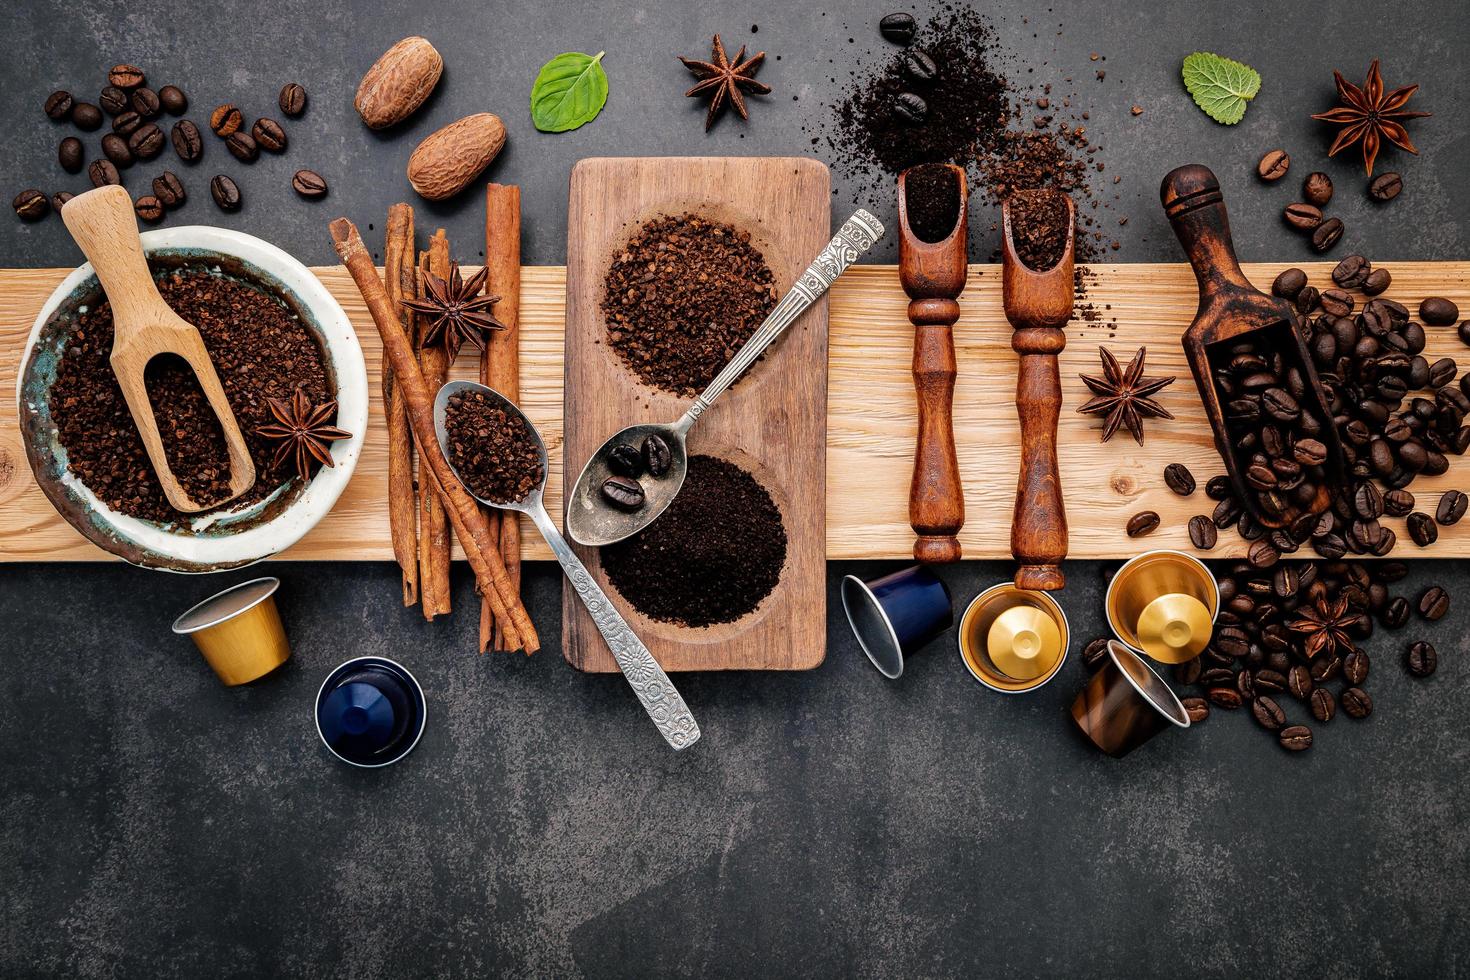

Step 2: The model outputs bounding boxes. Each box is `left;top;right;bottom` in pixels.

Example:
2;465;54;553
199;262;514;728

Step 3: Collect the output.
528;504;700;751
677;209;885;431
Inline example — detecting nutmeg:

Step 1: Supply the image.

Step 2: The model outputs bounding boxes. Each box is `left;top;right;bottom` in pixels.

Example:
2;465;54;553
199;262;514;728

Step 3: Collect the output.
354;36;443;129
406;113;506;201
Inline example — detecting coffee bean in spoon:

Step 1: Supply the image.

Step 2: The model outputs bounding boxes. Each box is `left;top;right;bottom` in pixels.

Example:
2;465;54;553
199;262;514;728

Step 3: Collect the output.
600;476;646;510
606;444;643;478
642;433;672;476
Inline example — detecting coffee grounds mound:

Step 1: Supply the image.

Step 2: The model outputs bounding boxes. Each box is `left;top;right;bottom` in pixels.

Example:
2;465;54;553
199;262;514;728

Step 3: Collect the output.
1008;189;1069;271
50;268;331;523
601;214;779;397
443;391;543;504
904;163;960;243
602;454;787;627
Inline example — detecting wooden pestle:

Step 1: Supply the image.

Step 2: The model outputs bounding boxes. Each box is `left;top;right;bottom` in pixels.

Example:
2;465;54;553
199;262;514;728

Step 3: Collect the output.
898;163;968;563
1000;192;1075;591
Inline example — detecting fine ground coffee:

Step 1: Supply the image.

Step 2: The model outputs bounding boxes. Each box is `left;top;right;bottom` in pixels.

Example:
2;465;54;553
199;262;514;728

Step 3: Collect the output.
443;391;543;504
602;454;786;627
904;163;960;243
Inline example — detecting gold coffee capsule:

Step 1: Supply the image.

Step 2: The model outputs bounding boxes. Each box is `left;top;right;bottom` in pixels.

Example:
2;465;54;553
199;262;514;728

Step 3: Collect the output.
1106;551;1219;664
172;577;291;686
959;582;1069;693
987;605;1062;681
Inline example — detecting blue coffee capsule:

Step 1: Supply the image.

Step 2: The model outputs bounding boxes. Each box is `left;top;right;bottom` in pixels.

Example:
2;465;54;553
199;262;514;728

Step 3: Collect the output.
841;565;954;678
315;657;425;767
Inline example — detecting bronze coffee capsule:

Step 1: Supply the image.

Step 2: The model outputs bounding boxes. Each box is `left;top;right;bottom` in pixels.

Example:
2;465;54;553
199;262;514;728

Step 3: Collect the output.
958;582;1069;693
1071;640;1191;757
1105;550;1219;664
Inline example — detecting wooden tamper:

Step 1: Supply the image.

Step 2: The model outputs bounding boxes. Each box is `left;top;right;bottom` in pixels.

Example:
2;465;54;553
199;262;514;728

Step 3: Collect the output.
898;163;968;563
1000;192;1075;591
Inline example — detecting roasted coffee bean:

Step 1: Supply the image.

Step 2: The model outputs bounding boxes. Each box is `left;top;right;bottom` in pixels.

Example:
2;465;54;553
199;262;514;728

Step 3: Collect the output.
98;85;129;115
1311;217;1344;252
1382;595;1410;628
111;110;141;136
1206;687;1242;709
224;131;258;162
1309;687;1336;723
1405;511;1440;549
127;122;165;160
130;86;160;118
1215;626;1250;659
1257;149;1290;181
1205;474;1232;500
1296;284;1320;313
1311;654;1342;683
71;102;102;131
1288;664;1313;700
1162;462;1195;496
12;189;49;221
1272;268;1307;299
58;136;83;173
1320;289;1354;317
1175;657;1203;685
1406;640;1437;678
893;92;928;123
158;85;188;114
279;82;308;117
1331;254;1369;288
1420;297;1460;327
209;174;241;211
1254;668;1287;693
642;433;672;476
251;118;287;153
1362;268;1392;296
1126;510;1160;537
1353;481;1383;519
1247;539;1279;568
108;64;146;89
210;103;243;137
1341;687;1372;719
1279;725;1312;751
902;49;938;83
291;169;328;199
101;132;133;168
600;475;646;510
1188;514;1218;550
607;444;643;478
879;12;917;43
1436;489;1467;525
1181;697;1209;723
1368;171;1403;201
1344;648;1370;686
133;194;164;223
1283;202;1322;231
1212;496;1241;529
1082;638;1111;671
1252;695;1286;731
171;119;203;162
1418;585;1450;621
52;191;73;210
87;158;120;187
1429;356;1459;389
151;171;185;209
1300;171;1333;206
1294;439;1328;466
1201;667;1234;686
1236;669;1255;699
44;90;74;120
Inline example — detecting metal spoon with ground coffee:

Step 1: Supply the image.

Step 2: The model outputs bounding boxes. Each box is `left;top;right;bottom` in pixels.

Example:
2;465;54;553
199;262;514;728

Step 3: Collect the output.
433;380;699;752
566;209;884;547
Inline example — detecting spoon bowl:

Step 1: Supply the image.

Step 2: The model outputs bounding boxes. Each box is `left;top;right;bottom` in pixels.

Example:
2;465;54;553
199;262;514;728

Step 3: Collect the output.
433;379;550;514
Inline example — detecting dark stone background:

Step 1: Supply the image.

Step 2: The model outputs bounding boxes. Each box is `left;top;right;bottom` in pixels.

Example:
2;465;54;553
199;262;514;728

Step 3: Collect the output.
3;0;1469;976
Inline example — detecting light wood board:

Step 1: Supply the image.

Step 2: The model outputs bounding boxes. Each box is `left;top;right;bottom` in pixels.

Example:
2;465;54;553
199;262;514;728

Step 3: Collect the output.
561;157;832;673
3;260;1469;567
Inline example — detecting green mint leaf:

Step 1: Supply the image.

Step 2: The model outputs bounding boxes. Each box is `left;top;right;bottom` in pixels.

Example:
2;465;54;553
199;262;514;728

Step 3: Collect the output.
1181;52;1261;125
531;51;609;133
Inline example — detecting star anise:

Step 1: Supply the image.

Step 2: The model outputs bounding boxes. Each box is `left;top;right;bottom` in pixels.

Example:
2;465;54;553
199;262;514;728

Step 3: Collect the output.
679;34;772;131
1288;596;1357;661
1077;345;1175;444
400;262;504;358
1311;60;1431;176
255;389;352;482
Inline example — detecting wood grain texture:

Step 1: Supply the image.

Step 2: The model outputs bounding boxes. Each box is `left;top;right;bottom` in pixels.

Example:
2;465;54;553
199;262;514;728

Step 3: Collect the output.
2;261;1468;565
561;157;831;673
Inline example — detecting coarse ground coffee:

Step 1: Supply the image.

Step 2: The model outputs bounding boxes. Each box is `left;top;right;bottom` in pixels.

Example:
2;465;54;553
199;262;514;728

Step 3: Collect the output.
1007;189;1069;271
904;163;960;243
601;214;779;397
601;454;787;627
443;390;543;504
50;267;331;522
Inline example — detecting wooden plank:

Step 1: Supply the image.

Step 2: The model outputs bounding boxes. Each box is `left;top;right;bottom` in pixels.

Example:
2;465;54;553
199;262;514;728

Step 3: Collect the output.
561;156;832;673
2;260;1468;565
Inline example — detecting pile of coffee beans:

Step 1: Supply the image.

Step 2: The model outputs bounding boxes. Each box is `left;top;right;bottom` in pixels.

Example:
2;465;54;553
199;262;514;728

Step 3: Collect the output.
1007;189;1069;272
443;391;543;504
16;64;324;222
602;455;787;627
599;433;673;511
903;163;960;243
601;213;778;396
1256;149;1404;252
50;266;332;522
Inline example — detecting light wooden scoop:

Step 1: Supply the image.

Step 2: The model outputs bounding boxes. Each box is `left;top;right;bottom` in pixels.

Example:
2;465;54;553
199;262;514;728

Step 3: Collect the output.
61;185;255;513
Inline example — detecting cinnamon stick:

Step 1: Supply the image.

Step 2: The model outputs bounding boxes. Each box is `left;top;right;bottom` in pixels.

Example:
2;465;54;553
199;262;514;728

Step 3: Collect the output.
382;203;419;607
330;217;539;653
416;231;453;620
482;184;523;652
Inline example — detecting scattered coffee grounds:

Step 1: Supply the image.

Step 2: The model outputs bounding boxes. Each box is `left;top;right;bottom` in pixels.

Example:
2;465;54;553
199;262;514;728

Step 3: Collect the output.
601;214;779;397
443;390;543;504
602;455;786;627
903;163;960;243
50;267;332;522
1007;189;1068;271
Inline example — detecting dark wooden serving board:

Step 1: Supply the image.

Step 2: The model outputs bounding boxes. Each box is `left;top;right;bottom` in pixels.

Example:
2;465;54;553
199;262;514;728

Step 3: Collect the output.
561;156;831;673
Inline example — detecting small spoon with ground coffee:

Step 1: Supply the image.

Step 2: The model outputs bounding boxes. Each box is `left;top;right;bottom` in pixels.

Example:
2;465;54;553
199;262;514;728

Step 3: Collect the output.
567;209;885;546
434;380;700;752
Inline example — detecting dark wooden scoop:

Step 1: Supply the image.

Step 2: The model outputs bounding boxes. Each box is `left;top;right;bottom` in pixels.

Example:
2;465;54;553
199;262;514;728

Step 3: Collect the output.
898;163;968;564
1000;192;1074;592
1160;164;1344;529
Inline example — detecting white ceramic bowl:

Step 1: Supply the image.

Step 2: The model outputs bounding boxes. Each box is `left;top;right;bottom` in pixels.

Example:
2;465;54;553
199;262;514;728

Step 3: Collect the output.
16;226;367;572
